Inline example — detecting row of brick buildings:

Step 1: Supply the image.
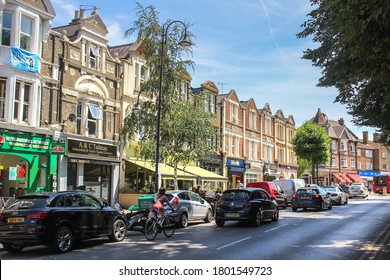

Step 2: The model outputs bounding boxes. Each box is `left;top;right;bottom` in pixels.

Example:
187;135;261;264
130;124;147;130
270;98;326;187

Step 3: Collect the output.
0;1;388;205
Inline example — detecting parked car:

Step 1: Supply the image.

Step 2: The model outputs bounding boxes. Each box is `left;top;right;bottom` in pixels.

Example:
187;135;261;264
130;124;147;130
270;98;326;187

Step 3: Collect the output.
215;188;279;227
166;190;213;228
323;186;349;205
245;181;287;209
291;185;332;211
0;191;127;253
349;185;369;198
273;179;305;205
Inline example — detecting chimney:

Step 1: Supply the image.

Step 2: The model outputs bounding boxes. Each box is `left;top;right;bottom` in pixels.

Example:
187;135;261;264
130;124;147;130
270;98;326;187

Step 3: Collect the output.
338;118;344;126
363;131;368;144
373;133;379;142
79;8;85;18
74;10;79;19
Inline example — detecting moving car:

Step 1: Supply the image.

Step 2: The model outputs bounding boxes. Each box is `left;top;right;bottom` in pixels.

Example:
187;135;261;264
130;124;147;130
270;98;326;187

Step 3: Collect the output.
339;184;350;195
166;190;213;228
323;186;349;205
349;185;369;198
215;188;279;227
0;191;127;253
292;185;332;211
245;181;287;209
273;179;305;205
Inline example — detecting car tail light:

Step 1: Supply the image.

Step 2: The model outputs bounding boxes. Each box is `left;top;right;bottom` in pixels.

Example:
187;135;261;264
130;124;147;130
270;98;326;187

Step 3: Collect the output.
292;194;297;199
172;197;179;205
216;201;222;209
314;194;320;199
0;215;3;220
27;212;48;219
331;194;337;196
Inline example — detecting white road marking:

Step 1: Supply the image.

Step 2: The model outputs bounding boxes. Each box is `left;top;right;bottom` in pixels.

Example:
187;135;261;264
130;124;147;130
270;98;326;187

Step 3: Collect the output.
264;223;289;232
216;237;252;250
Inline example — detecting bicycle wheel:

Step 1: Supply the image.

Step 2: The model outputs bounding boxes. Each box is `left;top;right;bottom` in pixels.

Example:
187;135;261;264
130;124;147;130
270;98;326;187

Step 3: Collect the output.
144;218;158;241
162;216;176;238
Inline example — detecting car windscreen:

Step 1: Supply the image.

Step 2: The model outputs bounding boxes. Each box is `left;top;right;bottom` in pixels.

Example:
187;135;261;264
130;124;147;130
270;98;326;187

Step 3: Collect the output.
6;197;49;210
324;187;336;192
222;191;250;201
296;188;319;194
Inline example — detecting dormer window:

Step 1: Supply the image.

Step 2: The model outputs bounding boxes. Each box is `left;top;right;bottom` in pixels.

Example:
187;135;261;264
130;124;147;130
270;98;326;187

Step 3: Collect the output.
89;45;100;70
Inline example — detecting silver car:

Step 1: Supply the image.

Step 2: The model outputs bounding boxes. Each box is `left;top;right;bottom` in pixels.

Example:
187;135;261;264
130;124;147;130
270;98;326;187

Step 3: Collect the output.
323;186;349;205
166;190;213;228
349;185;369;198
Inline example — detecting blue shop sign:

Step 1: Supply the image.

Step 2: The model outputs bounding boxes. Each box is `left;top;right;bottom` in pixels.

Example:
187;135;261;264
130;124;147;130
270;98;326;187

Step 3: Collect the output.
226;158;245;167
359;170;380;177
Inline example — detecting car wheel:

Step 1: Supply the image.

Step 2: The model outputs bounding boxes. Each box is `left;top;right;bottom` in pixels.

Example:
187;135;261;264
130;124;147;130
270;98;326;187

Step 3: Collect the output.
252;209;263;227
179;213;188;228
2;242;25;253
204;209;212;223
328;201;332;210
292;207;297;212
345;197;348;204
108;219;126;242
52;226;73;253
272;208;279;222
215;219;225;227
339;197;343;205
320;201;325;211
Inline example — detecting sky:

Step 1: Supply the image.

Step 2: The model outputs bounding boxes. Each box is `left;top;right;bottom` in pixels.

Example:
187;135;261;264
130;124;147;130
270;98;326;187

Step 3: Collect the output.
51;0;377;140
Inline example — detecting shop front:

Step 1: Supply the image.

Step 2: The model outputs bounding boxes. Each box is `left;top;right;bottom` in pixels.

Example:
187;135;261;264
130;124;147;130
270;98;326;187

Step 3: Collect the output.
263;162;279;181
226;158;246;188
59;138;120;204
120;158;197;207
0;131;62;198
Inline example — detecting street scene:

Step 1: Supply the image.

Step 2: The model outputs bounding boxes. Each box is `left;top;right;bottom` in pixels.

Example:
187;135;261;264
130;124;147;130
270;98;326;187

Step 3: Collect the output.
1;4;390;279
1;194;389;260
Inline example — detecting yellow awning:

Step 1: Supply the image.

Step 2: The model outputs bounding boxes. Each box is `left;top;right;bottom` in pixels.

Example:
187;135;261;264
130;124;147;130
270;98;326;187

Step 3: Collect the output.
177;164;228;181
125;158;196;180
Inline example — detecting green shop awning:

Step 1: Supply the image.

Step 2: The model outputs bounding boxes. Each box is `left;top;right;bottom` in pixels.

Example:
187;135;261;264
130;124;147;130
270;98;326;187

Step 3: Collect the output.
125;158;196;180
177;164;228;181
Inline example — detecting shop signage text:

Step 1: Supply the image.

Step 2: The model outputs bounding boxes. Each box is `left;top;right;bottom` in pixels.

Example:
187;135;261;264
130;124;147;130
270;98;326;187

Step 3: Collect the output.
68;139;117;158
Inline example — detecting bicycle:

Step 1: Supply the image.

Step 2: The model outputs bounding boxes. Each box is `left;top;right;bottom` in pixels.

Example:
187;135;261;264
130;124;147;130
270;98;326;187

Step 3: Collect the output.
144;207;176;241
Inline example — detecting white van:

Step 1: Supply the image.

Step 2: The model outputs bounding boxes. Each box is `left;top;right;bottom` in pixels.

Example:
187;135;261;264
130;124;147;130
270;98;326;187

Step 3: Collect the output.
273;179;306;205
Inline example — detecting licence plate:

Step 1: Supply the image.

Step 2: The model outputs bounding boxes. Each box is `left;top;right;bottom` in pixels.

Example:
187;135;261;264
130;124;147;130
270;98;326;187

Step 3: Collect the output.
226;213;240;218
299;196;311;200
8;217;24;223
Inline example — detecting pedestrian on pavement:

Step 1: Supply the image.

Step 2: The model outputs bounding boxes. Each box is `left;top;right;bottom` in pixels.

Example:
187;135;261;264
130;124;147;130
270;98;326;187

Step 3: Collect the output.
237;180;244;189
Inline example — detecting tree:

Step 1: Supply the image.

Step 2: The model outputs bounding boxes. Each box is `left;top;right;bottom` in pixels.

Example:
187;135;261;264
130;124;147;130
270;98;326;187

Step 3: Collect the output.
122;2;219;189
292;122;331;184
297;0;390;143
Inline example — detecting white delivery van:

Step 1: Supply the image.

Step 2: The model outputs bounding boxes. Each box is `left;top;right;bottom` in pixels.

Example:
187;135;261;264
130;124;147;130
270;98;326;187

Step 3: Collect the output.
273;179;306;205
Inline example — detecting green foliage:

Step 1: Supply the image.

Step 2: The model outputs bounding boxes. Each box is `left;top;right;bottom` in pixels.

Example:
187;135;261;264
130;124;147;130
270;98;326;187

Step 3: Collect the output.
297;157;310;179
298;0;390;142
292;122;331;182
121;2;219;187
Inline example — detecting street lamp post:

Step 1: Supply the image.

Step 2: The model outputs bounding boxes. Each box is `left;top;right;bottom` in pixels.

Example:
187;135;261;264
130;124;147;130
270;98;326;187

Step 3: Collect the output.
155;20;191;192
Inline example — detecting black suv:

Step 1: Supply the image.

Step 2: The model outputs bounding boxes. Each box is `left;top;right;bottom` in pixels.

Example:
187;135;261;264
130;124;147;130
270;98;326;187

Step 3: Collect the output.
215;188;279;227
0;191;127;253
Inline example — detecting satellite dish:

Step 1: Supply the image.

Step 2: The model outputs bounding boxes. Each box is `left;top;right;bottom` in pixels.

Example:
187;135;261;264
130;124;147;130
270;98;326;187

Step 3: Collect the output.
68;113;77;122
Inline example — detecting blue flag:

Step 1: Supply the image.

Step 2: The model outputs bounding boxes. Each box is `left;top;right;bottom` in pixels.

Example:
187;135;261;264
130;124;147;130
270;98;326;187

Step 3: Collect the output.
11;47;39;73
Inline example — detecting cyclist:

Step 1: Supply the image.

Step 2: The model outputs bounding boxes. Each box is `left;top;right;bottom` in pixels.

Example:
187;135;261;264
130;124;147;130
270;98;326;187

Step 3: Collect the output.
150;188;175;229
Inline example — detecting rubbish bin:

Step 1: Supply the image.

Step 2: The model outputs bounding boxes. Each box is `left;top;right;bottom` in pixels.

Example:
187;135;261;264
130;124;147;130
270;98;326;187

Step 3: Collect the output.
383;187;387;195
138;194;155;210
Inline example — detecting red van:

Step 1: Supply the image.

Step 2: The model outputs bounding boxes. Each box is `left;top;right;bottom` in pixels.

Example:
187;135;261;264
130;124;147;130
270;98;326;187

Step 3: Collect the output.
246;181;287;209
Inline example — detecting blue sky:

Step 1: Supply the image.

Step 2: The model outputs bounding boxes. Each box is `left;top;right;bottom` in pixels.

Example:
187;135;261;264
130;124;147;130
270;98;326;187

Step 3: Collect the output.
51;0;377;140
